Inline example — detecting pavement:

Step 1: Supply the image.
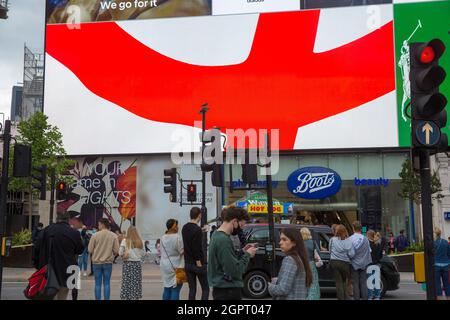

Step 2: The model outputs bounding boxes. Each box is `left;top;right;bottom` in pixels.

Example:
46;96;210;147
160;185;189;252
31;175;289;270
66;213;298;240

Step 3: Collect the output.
1;261;426;300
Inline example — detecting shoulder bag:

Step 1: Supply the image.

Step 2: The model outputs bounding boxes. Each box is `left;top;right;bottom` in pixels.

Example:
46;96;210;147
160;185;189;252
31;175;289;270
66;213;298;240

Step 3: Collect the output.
161;237;187;285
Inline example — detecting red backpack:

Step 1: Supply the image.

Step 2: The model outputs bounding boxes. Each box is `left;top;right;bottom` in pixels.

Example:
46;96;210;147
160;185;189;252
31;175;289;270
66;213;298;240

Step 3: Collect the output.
24;238;60;300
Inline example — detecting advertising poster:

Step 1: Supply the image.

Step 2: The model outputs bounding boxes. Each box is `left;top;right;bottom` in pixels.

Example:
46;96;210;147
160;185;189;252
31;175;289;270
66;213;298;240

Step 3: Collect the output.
45;4;397;154
57;157;137;231
46;0;212;23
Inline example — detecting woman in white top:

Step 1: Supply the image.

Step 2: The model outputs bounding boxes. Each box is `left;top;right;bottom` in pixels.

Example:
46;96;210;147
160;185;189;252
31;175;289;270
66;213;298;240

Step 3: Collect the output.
160;219;184;300
119;226;145;300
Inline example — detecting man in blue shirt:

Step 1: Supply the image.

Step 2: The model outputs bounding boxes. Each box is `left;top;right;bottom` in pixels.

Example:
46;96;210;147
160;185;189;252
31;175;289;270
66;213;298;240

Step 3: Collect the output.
434;228;450;300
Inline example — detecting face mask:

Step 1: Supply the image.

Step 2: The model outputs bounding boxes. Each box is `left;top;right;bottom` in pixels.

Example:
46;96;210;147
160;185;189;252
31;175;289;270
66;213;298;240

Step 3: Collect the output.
231;223;241;236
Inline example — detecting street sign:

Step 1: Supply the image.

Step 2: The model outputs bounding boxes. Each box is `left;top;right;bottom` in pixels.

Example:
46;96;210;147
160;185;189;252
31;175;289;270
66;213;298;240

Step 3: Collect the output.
415;121;440;146
444;212;450;221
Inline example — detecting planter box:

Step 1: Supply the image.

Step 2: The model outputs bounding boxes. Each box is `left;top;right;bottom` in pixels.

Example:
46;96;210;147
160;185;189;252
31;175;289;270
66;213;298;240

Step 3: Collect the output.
390;253;415;272
4;245;34;268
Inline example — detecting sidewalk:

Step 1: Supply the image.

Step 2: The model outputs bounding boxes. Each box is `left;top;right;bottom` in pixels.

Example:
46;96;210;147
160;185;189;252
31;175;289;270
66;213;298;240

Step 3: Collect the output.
2;261;162;283
2;263;416;284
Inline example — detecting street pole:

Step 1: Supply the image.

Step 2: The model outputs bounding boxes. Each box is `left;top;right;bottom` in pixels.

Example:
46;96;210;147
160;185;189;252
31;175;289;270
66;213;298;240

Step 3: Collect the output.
0;120;11;299
419;149;436;300
200;104;208;261
49;167;55;225
265;133;275;278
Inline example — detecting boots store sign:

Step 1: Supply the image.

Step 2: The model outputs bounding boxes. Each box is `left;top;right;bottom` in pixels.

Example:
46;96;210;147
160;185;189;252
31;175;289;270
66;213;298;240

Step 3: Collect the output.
287;167;342;199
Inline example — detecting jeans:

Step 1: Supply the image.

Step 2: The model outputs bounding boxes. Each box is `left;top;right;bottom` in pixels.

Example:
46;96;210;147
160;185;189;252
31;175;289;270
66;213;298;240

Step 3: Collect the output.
185;263;209;300
162;284;183;300
435;265;450;297
351;267;368;300
78;248;89;272
93;264;113;300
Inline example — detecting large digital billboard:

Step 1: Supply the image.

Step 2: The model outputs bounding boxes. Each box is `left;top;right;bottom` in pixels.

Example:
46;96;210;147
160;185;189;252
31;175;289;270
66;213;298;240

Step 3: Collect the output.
44;0;448;155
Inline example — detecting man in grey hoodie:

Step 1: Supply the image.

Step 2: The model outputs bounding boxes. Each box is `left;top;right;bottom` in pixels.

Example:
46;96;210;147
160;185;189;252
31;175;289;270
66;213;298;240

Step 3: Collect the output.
349;221;372;300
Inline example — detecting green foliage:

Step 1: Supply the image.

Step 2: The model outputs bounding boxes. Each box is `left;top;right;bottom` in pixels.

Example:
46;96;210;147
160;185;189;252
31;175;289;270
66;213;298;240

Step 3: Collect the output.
8;112;75;193
12;229;32;246
398;158;444;206
403;242;424;253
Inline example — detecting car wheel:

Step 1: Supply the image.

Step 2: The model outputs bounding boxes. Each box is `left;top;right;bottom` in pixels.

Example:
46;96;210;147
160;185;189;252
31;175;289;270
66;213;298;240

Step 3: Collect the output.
243;271;269;299
380;275;388;298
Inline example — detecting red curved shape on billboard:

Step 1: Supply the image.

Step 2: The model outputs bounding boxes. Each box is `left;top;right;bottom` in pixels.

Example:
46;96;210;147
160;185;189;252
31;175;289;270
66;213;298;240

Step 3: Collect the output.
46;10;395;150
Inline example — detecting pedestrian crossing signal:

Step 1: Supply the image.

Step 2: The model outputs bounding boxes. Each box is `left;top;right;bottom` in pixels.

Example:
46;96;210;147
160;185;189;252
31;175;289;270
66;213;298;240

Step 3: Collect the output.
56;181;67;201
187;184;197;202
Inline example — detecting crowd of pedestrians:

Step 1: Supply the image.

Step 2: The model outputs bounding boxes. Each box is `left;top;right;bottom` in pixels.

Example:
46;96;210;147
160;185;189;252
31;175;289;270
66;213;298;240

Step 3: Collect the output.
30;205;450;301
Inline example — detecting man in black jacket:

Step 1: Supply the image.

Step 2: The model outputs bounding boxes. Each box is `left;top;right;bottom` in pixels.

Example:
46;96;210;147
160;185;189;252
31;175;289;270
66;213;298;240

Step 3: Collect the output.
33;211;84;300
182;207;209;300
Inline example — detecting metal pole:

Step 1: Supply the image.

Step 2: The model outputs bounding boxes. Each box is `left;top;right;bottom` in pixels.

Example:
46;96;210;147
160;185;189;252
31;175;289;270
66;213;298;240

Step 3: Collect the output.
419;149;436;300
0;120;11;299
200;104;208;262
265;133;275;278
49;168;55;225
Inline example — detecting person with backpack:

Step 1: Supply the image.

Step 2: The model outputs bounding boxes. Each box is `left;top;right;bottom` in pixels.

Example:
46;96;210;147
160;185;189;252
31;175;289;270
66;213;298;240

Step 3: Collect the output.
88;218;120;300
395;230;410;253
33;212;84;300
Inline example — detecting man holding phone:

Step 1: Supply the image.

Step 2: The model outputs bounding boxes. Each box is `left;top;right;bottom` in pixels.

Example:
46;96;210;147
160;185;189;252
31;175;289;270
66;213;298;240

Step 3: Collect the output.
208;206;257;300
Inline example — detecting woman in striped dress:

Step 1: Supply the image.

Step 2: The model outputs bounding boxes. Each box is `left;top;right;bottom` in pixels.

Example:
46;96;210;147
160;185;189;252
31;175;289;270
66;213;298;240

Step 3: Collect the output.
301;227;321;300
119;226;145;300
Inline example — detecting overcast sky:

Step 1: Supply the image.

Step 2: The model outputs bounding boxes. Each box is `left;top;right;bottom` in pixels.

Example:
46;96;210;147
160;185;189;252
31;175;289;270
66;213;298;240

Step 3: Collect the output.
0;0;45;119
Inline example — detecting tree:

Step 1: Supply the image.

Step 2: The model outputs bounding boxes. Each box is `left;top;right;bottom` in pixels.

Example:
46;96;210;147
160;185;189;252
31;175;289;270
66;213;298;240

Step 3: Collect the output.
8;112;74;193
398;158;444;206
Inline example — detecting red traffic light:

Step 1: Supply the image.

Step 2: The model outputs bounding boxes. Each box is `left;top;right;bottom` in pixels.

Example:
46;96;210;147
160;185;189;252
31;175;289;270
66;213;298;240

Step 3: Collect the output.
420;46;435;64
188;185;195;192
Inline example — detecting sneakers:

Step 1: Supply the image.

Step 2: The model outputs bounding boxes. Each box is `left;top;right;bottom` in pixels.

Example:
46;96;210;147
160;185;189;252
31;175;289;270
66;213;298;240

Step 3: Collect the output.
83;272;87;277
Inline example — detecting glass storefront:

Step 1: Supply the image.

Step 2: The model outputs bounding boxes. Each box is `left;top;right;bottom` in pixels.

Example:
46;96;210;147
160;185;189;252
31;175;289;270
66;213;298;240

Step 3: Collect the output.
224;152;411;238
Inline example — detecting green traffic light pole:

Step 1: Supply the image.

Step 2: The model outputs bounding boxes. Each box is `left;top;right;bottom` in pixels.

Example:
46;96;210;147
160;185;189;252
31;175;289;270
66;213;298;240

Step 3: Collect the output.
0;120;11;299
418;149;437;300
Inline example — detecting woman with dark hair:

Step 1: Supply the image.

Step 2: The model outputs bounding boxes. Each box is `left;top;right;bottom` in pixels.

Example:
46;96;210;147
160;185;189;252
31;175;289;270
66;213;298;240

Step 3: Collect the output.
160;219;184;300
268;228;312;300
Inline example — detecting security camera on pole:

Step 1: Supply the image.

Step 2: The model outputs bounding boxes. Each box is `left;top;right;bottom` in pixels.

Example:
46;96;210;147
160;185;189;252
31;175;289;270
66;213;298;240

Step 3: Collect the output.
409;38;447;300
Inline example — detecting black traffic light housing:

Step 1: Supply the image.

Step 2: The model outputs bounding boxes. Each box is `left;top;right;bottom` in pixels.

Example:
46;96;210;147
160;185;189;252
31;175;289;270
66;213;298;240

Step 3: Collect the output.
410;39;447;153
12;144;31;178
187;183;197;202
200;128;224;187
163;168;177;203
56;181;68;201
32;165;47;200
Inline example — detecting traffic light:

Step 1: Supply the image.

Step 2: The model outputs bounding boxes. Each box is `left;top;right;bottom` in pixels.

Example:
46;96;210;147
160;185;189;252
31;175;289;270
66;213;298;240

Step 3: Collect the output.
410;39;447;153
241;151;258;185
32;165;47;200
12;144;31;177
200;128;224;187
56;181;67;201
163;168;177;203
187;183;197;202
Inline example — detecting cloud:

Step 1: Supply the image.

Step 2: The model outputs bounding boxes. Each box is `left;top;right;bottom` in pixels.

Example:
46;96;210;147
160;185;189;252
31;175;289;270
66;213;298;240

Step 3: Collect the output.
0;0;45;119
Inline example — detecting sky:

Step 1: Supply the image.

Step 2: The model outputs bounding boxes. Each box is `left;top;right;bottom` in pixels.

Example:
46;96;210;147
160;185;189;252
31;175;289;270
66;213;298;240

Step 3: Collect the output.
0;0;45;120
